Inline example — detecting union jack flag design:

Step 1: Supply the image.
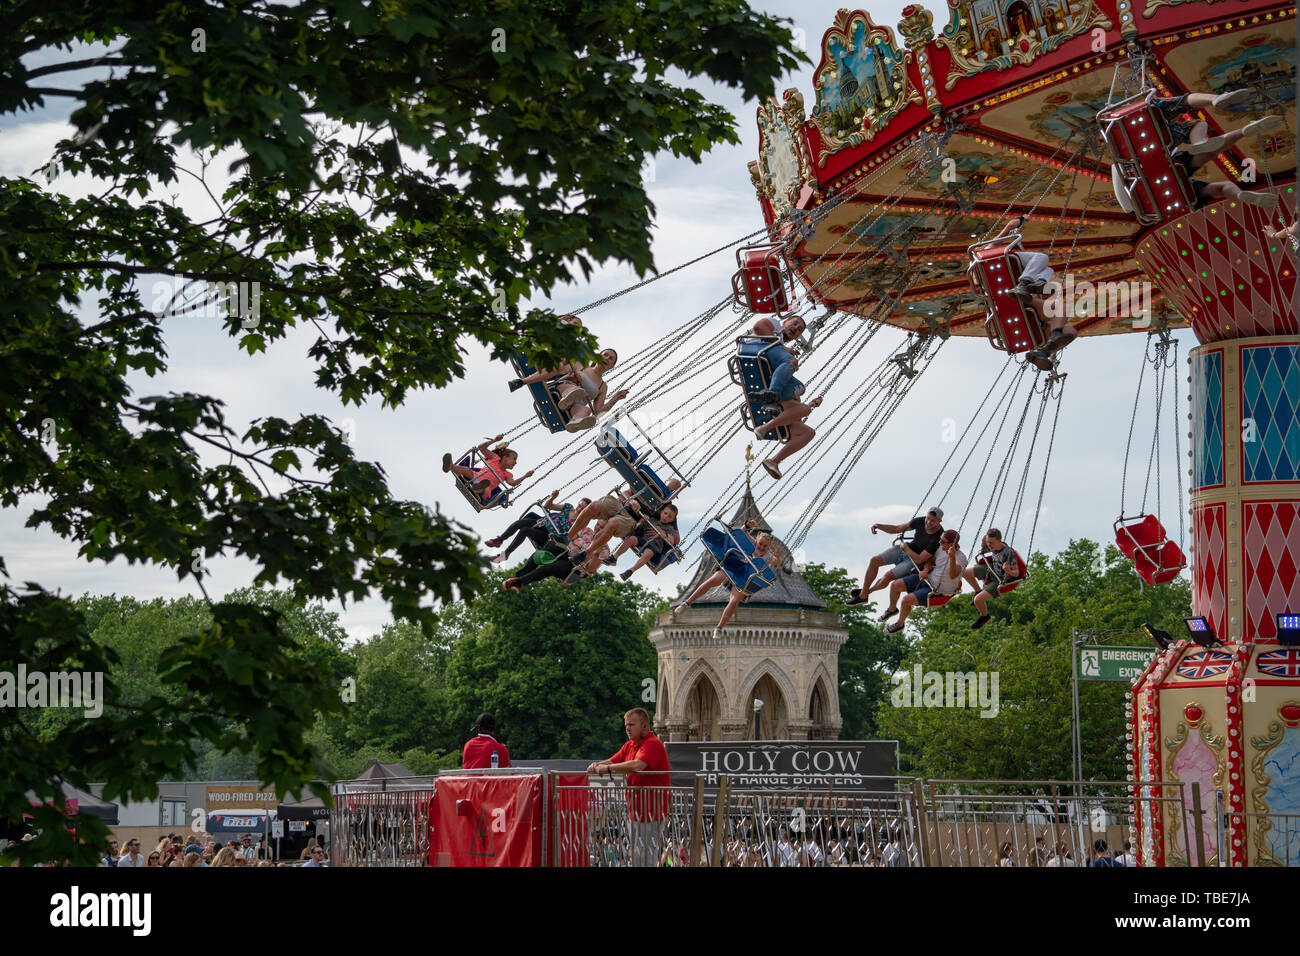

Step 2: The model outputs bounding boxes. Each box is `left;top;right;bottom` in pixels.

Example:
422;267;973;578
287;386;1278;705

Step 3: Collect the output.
1256;649;1300;678
1177;650;1234;680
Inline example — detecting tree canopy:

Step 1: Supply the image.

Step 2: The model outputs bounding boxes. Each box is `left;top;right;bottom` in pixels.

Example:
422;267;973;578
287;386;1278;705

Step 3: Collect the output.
876;539;1192;782
0;0;805;862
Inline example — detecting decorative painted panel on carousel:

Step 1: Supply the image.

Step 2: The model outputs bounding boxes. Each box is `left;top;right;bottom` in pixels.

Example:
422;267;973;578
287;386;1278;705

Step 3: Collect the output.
1133;190;1299;344
1239;344;1300;485
1243;500;1300;642
1192;503;1227;640
1191;348;1224;491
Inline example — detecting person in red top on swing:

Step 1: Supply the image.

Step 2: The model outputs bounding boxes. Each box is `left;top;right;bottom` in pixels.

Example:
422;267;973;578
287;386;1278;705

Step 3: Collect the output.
461;713;511;769
587;708;671;867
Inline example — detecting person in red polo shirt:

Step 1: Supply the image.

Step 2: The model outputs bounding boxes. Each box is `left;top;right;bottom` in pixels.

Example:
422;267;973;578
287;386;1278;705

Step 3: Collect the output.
587;708;670;867
462;713;511;769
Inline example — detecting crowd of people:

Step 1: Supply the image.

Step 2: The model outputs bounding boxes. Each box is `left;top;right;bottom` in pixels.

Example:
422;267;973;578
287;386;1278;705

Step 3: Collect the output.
85;832;329;867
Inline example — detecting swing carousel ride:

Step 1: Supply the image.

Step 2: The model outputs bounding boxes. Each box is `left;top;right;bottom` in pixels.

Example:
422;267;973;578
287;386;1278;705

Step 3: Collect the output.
447;0;1298;865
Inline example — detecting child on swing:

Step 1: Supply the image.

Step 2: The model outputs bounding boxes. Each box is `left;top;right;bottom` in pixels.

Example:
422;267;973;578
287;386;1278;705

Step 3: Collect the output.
671;520;779;640
442;434;534;504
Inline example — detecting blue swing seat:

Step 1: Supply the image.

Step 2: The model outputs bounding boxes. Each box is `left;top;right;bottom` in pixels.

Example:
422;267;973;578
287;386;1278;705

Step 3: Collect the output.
727;337;791;443
451;453;510;512
634;540;682;574
510;354;571;434
701;525;775;596
595;426;674;513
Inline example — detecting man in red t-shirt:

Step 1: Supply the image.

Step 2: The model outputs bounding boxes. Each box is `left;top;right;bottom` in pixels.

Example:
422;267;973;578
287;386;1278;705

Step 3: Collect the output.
462;713;511;769
587;708;670;866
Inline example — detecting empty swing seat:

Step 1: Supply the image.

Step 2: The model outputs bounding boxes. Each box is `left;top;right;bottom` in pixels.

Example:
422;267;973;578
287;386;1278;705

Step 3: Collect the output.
967;236;1049;355
451;453;509;512
510;354;571;434
727;337;792;443
1097;93;1197;225
595;426;674;513
1115;514;1186;585
731;244;793;314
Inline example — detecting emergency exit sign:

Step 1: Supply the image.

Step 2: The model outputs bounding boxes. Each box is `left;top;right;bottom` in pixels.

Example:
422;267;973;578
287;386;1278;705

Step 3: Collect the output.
1078;646;1155;682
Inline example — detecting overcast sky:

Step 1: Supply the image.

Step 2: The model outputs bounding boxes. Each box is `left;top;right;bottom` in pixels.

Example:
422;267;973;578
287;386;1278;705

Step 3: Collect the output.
3;1;1192;641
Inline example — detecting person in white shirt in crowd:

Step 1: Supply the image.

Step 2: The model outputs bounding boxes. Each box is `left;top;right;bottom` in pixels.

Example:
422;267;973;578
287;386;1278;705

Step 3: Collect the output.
879;529;967;634
117;838;147;867
776;827;798;867
1045;842;1077;867
1118;840;1138;867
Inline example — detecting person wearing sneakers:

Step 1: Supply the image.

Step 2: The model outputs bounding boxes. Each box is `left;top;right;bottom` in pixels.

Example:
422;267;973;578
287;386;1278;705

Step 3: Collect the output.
878;529;967;634
442;435;534;503
984;214;1078;372
962;527;1022;629
502;518;612;592
671;521;777;640
743;314;822;481
566;493;640;569
614;503;681;580
1153;88;1252;149
847;507;945;607
484;493;590;564
1172;112;1286;210
509;349;628;432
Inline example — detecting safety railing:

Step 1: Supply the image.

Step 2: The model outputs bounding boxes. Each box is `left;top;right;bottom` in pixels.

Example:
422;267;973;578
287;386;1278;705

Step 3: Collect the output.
327;772;1297;867
329;785;434;868
549;773;925;866
920;779;1189;867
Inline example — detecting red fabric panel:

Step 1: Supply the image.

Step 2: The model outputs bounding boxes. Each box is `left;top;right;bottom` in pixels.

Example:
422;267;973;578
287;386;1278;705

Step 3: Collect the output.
553;773;590;868
429;775;542;867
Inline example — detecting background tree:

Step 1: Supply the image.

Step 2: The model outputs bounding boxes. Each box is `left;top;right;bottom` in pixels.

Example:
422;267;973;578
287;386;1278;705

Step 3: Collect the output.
797;563;907;739
443;570;663;760
876;540;1192;782
1;1;804;861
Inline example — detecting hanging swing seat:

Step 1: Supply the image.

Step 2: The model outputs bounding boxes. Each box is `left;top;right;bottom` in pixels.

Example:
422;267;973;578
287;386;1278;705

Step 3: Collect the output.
450;450;510;512
1097;91;1197;225
975;549;1028;594
634;540;682;574
731;244;795;314
924;591;957;608
1114;514;1186;585
509;355;574;434
967;235;1050;355
728;336;792;443
701;521;775;597
595;425;674;513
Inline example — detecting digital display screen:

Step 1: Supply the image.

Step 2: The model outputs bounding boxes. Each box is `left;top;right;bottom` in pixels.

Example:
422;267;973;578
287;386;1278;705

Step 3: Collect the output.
1279;614;1300;631
1185;617;1209;632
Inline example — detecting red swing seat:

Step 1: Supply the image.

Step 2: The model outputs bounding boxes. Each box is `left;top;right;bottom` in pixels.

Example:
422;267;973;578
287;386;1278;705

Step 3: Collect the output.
1114;514;1186;586
1097;91;1198;225
731;244;795;314
975;549;1028;594
967;235;1049;355
925;592;957;608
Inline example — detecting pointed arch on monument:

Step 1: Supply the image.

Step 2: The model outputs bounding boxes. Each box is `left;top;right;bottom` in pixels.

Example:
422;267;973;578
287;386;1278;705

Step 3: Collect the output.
674;657;731;720
736;658;801;721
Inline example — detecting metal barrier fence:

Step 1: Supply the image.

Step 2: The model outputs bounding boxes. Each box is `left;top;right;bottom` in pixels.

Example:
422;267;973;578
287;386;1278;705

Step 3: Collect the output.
919;779;1190;867
330;785;434;867
326;772;1297;867
549;773;924;866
